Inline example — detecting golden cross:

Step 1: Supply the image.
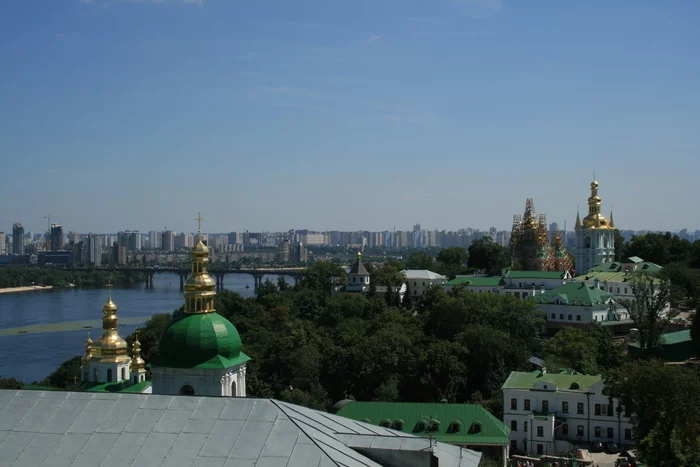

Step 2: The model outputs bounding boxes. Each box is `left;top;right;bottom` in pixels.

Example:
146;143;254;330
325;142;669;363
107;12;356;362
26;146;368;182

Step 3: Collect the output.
73;375;78;385
196;212;204;234
106;281;113;299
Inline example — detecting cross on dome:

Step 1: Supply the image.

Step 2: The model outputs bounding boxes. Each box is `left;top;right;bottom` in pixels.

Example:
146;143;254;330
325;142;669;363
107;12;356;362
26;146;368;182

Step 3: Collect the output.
196;212;204;234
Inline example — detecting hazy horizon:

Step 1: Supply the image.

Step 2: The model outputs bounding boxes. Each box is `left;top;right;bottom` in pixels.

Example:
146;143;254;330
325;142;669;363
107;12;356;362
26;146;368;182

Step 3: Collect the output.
2;1;698;234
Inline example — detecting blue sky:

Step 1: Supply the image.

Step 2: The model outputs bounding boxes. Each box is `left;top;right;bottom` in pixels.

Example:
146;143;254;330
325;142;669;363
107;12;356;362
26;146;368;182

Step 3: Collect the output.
1;0;698;234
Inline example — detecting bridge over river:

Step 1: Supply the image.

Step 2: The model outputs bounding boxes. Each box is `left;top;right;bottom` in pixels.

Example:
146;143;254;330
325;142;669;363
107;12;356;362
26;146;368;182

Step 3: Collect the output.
68;267;306;290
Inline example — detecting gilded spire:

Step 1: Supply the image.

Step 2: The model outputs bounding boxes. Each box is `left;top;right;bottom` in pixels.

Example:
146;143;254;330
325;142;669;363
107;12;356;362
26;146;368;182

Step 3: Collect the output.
81;331;93;364
184;213;216;314
581;176;611;229
92;283;129;358
575;206;581;229
357;251;362;262
609;206;615;228
130;332;146;370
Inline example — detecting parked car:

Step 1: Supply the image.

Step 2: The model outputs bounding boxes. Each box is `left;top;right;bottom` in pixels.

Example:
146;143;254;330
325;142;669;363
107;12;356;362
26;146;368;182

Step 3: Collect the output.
590;441;605;452
605;442;621;454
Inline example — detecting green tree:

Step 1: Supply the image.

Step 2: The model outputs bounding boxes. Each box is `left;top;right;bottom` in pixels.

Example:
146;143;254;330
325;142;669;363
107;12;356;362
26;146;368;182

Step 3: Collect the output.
436;247;468;278
298;261;347;294
405;251;435;270
541;327;600;374
613;230;627;261
36;356;82;389
605;361;700;467
0;378;23;389
618;273;673;358
467;237;506;276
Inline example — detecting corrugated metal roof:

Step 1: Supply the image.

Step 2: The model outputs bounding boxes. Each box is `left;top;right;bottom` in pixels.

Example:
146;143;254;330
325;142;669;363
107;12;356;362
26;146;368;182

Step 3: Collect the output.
0;390;481;467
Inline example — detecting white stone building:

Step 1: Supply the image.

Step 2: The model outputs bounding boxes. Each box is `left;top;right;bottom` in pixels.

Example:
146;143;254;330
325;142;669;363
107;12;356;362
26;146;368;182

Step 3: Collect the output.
403;269;447;297
502;369;634;457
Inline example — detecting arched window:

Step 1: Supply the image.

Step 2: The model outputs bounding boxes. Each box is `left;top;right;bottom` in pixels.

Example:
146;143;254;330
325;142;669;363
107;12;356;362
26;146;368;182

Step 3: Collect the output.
107;368;113;382
134;375;138;384
379;420;391;428
231;381;237;397
510;420;517;431
414;421;427;433
467;423;482;434
121;368;126;381
570;382;580;390
392;420;404;431
180;385;195;396
585;236;591;248
448;422;461;433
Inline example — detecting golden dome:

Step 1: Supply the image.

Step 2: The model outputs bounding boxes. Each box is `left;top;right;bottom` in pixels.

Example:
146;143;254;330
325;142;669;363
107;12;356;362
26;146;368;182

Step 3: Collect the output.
130;335;146;369
578;177;614;230
192;239;209;255
185;273;216;289
92;286;129;360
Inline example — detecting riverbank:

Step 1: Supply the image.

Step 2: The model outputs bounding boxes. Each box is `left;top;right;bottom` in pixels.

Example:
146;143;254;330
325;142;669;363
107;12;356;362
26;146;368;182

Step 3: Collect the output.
0;285;54;294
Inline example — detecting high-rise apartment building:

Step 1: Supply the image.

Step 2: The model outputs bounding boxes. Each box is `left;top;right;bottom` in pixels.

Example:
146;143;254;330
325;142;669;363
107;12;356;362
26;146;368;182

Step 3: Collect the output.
161;231;175;252
0;232;4;255
128;231;141;251
50;224;64;251
84;234;104;266
228;232;239;245
149;231;161;250
12;223;25;255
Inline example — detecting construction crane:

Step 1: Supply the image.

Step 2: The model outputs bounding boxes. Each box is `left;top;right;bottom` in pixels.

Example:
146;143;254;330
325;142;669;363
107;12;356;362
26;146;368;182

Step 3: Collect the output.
44;214;61;251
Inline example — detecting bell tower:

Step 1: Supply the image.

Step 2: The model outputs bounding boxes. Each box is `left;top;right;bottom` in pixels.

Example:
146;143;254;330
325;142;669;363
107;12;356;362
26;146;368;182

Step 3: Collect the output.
574;177;616;274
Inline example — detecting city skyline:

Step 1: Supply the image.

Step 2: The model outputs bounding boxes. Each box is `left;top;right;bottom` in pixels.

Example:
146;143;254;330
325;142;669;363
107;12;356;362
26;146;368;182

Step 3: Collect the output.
1;1;699;233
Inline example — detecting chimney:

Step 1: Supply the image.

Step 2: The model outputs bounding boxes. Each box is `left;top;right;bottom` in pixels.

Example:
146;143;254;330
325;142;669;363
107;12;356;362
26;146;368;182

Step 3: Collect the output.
593;278;600;289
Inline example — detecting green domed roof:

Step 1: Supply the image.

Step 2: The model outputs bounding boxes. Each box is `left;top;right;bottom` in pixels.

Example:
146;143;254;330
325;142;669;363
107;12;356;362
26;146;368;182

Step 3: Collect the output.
152;313;250;369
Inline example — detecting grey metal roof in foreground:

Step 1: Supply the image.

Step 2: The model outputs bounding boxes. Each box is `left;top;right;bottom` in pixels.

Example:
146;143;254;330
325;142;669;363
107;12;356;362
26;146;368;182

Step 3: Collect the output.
0;390;481;467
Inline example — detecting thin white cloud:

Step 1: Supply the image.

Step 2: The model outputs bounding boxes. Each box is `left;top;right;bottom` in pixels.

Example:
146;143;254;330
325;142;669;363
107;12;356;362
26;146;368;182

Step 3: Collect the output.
367;35;382;43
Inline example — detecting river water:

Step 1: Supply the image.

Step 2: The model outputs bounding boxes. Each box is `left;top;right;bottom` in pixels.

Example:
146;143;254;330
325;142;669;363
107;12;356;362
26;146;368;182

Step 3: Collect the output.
0;272;291;383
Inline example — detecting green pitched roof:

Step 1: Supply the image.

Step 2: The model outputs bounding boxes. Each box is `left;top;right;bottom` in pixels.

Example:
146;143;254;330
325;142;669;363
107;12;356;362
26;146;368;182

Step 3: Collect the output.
444;276;504;287
504;271;567;280
535;281;612;306
575;271;631;283
83;380;152;393
586;262;622;273
626;256;644;263
660;329;691;345
502;370;601;391
335;401;509;446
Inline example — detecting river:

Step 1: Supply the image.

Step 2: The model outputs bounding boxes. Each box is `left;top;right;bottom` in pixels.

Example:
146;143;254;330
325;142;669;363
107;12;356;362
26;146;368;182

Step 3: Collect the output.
0;272;292;383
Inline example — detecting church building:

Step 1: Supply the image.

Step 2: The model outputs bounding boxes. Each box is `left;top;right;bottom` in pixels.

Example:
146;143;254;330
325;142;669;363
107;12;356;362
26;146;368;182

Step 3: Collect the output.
80;286;147;389
150;227;250;397
574;177;616;274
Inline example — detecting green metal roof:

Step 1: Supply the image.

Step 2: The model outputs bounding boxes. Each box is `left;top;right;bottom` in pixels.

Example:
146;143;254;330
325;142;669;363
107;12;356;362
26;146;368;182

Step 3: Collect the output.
575;271;631;283
504;271;567;280
84;380;152;393
335;401;509;446
152;312;251;369
535;281;612;306
627;256;644;263
444;276;504;287
502;370;601;391
629;329;691;348
586;259;662;275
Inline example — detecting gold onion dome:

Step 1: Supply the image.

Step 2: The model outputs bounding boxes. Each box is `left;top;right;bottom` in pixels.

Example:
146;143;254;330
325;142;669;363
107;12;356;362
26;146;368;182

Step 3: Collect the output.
81;332;93;363
92;285;128;356
581;177;612;229
130;334;146;369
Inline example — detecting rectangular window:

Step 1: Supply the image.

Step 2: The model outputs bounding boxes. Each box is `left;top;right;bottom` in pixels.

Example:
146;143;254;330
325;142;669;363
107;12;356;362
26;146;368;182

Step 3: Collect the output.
577;403;584;414
559;314;564;320
595;404;601;416
607;427;613;439
562;424;569;435
595;427;601;437
511;398;517;410
524;399;530;411
608;403;614;416
624;288;628;294
413;282;416;286
617;287;620;293
537;426;543;437
577;425;584;437
562;401;569;413
609;287;613;292
537;444;543;455
568;314;572;320
624;428;632;440
524;421;528;432
551;313;555;319
576;315;581;321
542;400;549;413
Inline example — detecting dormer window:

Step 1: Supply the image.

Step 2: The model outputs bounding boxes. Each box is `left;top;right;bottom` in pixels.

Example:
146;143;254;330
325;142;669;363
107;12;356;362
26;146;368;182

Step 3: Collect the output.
392;420;404;431
467;423;482;434
570;382;580;390
414;421;427;433
448;421;461;433
379;420;391;428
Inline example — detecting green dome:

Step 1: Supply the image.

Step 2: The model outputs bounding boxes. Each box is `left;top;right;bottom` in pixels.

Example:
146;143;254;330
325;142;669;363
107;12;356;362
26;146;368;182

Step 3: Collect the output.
153;313;250;369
